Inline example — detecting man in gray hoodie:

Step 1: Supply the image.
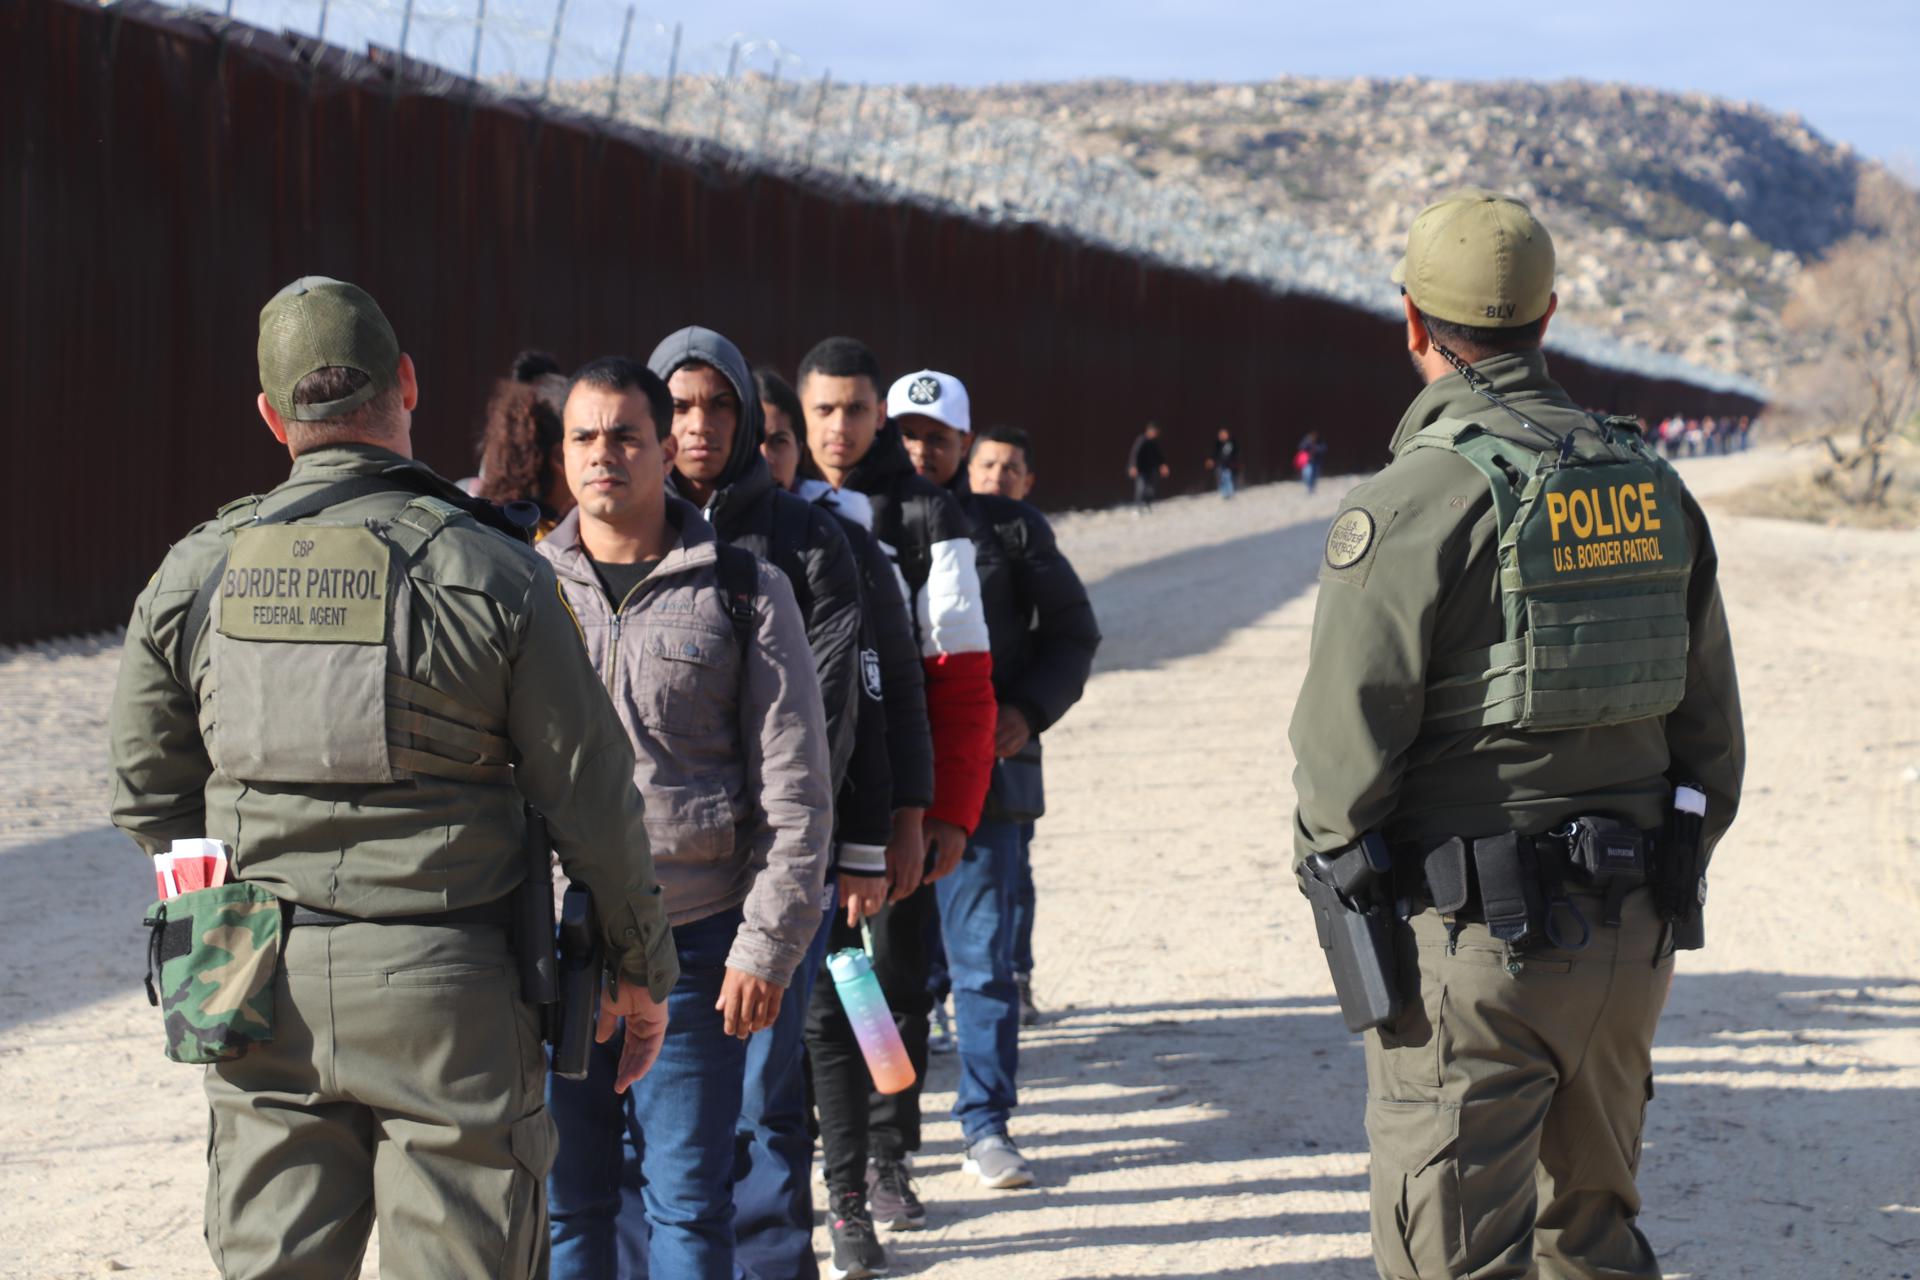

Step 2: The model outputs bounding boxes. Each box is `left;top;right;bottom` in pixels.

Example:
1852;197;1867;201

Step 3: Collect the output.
648;327;889;1280
539;356;832;1280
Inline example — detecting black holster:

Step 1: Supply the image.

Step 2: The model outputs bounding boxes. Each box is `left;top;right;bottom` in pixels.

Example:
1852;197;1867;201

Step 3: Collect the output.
1653;785;1708;950
551;885;603;1081
1300;834;1403;1033
512;809;560;1011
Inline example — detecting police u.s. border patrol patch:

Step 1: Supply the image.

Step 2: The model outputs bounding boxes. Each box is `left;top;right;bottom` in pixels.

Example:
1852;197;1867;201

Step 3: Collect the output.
907;376;941;405
1325;508;1375;569
861;648;883;700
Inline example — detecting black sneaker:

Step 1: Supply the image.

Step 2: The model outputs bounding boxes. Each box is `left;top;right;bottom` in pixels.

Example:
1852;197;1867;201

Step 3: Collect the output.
866;1155;928;1230
1017;975;1043;1027
827;1190;889;1279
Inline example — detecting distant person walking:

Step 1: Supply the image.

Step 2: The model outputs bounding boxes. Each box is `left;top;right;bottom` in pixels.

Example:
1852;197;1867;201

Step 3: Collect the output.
1206;428;1241;499
1293;431;1327;494
1128;423;1169;512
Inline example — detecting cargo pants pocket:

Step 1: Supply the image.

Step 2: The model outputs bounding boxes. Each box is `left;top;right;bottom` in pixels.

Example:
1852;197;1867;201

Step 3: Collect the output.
506;1108;558;1280
1365;1098;1463;1280
1629;1074;1655;1178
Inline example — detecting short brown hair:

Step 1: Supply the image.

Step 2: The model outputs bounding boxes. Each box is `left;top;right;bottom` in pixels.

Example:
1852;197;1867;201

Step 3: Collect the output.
285;366;403;452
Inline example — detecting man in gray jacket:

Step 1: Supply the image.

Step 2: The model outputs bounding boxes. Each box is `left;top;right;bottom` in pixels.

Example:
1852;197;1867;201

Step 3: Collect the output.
538;356;833;1280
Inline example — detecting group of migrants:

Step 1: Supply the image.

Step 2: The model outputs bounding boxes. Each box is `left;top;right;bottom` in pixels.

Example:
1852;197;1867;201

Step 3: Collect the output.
109;278;1099;1280
1652;412;1754;458
474;329;1101;1278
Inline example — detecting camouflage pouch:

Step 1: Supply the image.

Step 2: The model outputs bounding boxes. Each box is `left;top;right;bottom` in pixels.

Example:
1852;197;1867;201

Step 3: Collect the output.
143;882;284;1064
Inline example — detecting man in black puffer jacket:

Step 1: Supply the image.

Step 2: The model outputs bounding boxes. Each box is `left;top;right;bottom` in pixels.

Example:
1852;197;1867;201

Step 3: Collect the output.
893;369;1101;1200
649;326;874;1280
796;339;997;1269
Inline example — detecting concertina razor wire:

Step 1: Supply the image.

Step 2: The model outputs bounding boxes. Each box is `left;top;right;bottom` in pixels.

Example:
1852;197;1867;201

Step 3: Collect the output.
142;0;1762;397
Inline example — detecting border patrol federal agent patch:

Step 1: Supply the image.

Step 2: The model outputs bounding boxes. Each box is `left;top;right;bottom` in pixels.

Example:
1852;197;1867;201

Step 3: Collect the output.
907;375;941;405
861;648;883;700
218;525;390;644
1325;508;1376;570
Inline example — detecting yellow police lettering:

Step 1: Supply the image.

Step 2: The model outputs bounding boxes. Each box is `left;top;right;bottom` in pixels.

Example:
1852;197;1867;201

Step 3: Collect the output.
1546;492;1569;541
1594;487;1617;537
1619;484;1642;533
1568;488;1595;538
1638;482;1661;531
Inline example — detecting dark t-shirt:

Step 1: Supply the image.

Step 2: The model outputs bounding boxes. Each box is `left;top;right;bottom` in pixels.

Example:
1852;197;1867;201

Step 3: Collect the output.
1130;434;1166;474
589;556;661;609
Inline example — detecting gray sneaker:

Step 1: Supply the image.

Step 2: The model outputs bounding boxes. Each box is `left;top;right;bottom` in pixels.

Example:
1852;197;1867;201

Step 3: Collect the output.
962;1133;1033;1190
866;1156;927;1230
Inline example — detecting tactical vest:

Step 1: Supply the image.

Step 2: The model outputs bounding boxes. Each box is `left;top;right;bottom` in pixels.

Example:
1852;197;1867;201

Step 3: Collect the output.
183;492;514;789
1403;416;1693;733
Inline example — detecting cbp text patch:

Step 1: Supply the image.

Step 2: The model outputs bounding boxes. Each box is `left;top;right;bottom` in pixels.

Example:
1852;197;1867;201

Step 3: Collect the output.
217;525;389;644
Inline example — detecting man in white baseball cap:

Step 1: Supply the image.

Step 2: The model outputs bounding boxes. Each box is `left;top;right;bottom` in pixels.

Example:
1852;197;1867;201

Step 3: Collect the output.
891;369;973;486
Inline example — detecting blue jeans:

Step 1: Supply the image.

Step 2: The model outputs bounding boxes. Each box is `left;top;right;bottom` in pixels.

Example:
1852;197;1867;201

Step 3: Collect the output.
933;822;1037;988
1013;821;1036;977
933;818;1023;1143
1301;461;1320;494
1217;468;1236;498
730;893;833;1280
548;907;747;1280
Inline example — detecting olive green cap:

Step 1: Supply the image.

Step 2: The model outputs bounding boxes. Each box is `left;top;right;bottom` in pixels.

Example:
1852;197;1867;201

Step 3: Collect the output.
257;276;401;421
1391;188;1555;328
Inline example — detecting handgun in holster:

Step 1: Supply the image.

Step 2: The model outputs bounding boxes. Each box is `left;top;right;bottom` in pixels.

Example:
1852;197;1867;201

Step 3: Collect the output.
511;807;560;1015
551;885;604;1081
1299;833;1404;1033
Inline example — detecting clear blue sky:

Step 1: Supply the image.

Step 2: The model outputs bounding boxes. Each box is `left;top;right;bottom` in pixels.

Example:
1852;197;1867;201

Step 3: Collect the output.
655;0;1914;164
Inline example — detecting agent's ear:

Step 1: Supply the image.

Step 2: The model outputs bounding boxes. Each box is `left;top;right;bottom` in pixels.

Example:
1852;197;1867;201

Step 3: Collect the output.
258;393;293;458
1404;294;1430;358
395;353;420;412
1538;292;1558;341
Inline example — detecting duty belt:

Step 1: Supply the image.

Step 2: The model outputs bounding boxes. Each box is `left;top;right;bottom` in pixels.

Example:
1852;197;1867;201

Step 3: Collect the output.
1397;817;1657;952
284;896;514;930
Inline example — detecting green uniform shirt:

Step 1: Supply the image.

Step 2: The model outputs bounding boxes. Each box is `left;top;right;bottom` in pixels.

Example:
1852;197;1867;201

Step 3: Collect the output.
108;444;679;999
1289;351;1744;865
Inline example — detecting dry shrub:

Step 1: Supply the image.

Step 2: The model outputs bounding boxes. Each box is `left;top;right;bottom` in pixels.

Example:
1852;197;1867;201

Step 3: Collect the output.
1723;437;1920;530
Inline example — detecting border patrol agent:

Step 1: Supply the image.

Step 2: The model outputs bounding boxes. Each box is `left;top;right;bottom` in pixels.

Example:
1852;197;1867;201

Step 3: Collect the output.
1288;193;1745;1279
107;277;679;1279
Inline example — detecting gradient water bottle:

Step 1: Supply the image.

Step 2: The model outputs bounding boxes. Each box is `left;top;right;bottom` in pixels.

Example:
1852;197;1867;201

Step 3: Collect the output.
827;947;917;1094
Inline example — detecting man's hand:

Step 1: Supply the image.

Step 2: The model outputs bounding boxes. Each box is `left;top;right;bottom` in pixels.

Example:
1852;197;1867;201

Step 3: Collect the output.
994;704;1033;759
596;978;668;1094
884;808;926;902
716;967;784;1039
924;819;969;883
839;872;888;926
1158;464;1170;478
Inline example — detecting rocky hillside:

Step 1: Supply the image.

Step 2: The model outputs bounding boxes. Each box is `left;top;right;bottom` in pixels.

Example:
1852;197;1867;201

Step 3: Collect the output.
904;77;1871;386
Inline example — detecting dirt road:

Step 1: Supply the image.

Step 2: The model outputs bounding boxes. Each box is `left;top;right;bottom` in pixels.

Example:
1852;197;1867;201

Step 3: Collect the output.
3;448;1916;1278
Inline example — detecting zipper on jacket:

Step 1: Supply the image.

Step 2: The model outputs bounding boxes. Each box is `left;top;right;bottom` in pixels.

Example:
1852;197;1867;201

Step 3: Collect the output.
605;580;650;700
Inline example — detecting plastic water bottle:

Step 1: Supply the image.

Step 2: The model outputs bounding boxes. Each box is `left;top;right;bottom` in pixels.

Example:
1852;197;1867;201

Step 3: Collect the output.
826;948;916;1095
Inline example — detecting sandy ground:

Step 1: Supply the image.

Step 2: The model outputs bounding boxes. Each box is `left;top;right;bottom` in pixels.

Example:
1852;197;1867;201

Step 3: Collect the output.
3;446;1917;1279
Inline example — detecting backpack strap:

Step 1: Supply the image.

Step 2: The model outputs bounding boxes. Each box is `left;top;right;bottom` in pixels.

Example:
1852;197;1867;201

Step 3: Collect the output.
765;492;816;618
714;542;758;654
900;493;935;590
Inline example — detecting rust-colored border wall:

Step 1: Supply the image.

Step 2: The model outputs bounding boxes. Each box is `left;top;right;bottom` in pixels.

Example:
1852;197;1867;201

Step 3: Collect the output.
0;0;1764;645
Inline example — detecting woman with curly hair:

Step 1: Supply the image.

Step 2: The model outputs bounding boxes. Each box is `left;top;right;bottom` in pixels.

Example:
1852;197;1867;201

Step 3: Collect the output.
474;376;572;539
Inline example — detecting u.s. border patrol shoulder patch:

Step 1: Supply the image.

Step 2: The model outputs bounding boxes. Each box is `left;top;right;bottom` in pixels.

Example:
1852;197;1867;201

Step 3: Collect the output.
1325;508;1375;569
